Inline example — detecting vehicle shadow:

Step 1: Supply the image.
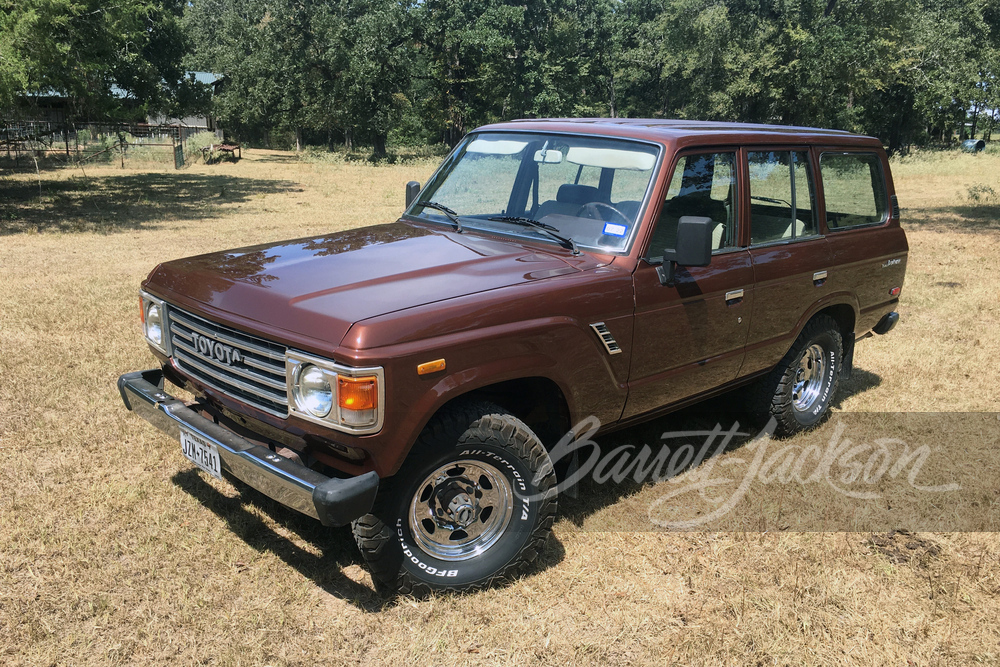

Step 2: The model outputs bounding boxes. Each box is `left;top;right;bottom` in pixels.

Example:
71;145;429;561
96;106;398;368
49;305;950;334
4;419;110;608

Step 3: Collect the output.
171;469;385;611
558;366;883;527
171;468;567;607
831;367;882;409
557;398;754;528
169;366;878;603
0;172;298;235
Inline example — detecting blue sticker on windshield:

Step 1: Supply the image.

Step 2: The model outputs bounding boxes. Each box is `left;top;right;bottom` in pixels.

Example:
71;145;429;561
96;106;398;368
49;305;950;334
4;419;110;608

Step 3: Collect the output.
603;222;627;237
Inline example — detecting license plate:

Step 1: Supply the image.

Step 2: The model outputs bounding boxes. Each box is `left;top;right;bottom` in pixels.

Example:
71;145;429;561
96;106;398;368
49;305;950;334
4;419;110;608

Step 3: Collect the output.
180;427;222;480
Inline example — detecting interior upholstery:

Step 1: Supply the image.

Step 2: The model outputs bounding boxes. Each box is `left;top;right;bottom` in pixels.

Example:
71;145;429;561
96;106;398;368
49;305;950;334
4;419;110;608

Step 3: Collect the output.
648;191;729;256
557;184;600;205
536;184;602;219
750;213;809;244
534;186;643;243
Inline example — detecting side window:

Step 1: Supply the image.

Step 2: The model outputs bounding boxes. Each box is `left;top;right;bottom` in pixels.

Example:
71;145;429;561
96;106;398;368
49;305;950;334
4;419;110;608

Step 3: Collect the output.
820;152;888;229
647;152;738;258
748;150;817;245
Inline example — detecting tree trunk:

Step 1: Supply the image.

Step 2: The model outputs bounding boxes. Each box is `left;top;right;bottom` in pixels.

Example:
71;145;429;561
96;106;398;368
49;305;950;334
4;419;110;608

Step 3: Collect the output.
295;127;302;152
609;72;617;118
372;132;388;159
345;128;352;151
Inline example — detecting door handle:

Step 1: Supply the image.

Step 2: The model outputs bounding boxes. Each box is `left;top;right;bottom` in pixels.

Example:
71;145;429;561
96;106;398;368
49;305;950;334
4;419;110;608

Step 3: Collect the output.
725;289;744;304
813;270;828;286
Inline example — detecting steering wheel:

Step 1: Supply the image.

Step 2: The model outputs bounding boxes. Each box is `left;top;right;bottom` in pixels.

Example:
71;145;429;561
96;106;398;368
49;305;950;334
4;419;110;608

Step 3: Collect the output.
576;202;630;226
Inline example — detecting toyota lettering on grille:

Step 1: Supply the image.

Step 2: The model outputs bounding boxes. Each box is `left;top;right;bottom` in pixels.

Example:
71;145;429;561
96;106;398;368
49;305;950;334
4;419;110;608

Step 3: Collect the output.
190;331;244;366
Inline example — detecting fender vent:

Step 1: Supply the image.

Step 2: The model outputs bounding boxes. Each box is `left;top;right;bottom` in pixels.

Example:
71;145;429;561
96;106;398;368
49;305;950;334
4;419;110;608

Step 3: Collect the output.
590;322;622;355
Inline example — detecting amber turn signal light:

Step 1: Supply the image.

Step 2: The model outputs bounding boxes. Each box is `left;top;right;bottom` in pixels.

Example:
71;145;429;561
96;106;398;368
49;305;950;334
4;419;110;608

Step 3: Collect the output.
417;359;446;375
338;376;378;410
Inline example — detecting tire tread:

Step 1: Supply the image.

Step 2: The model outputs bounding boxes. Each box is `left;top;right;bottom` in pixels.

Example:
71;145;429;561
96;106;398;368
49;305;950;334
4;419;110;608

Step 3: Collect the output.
352;400;557;597
748;314;843;436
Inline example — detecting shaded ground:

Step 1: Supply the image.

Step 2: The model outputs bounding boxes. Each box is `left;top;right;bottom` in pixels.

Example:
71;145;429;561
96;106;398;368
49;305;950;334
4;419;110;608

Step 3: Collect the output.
1;171;298;235
902;203;1000;231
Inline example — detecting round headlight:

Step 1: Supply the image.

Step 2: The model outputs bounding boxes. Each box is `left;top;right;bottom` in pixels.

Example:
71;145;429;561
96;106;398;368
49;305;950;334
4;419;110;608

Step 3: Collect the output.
295;364;332;418
146;302;163;345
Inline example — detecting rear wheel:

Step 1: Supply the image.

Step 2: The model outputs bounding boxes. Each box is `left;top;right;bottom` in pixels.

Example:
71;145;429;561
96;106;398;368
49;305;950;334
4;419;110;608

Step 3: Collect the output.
353;401;557;596
751;314;843;436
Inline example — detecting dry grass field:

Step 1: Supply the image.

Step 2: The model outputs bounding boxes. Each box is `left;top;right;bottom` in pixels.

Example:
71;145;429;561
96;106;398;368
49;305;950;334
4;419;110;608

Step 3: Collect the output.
2;146;999;665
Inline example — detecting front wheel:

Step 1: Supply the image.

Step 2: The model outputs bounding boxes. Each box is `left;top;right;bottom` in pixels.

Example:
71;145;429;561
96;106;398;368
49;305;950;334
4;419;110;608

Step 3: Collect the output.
750;314;843;436
353;401;558;596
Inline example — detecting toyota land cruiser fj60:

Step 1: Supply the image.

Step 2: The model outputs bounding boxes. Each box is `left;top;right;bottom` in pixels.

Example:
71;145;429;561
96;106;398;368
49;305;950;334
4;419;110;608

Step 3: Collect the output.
119;119;907;594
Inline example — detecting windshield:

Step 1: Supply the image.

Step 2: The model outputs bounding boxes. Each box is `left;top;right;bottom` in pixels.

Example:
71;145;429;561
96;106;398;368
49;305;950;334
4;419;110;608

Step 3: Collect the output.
407;131;661;253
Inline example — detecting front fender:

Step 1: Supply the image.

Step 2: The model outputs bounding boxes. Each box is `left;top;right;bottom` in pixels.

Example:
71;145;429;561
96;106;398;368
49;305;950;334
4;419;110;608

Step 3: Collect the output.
347;314;630;476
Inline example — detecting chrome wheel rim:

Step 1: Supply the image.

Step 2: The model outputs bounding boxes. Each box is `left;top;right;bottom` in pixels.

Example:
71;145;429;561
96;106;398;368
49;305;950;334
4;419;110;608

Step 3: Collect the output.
408;460;514;562
792;343;827;412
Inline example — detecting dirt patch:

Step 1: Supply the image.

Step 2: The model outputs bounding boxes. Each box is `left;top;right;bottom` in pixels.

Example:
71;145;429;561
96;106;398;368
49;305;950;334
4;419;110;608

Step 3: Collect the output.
867;530;942;565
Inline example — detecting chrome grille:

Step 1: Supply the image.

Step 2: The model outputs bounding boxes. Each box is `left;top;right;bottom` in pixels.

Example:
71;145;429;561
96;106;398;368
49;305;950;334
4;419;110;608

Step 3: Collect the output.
167;307;288;417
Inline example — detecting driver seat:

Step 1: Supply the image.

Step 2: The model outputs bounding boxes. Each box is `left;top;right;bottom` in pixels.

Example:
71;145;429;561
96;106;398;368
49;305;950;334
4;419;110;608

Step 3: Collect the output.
536;184;602;220
648;192;729;254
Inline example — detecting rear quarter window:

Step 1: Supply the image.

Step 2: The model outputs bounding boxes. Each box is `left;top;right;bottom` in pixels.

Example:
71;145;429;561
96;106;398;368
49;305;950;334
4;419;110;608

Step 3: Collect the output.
820;152;888;230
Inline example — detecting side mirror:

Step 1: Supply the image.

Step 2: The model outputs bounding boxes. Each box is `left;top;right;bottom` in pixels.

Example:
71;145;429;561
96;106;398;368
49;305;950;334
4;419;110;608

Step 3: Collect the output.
674;216;714;267
655;216;715;286
405;181;420;208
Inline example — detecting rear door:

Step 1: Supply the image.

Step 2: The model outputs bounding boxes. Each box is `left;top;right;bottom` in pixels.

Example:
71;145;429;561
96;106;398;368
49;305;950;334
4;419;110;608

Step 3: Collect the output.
624;150;754;418
816;150;907;334
742;148;834;376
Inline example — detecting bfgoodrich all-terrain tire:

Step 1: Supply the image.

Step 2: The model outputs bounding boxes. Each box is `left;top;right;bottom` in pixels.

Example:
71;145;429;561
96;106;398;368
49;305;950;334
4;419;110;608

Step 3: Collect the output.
750;314;843;437
352;401;558;596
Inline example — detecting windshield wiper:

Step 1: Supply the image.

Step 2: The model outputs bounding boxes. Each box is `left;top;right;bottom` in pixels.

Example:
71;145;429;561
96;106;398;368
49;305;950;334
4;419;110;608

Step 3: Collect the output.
488;215;560;231
487;215;580;255
420;201;462;233
751;195;792;207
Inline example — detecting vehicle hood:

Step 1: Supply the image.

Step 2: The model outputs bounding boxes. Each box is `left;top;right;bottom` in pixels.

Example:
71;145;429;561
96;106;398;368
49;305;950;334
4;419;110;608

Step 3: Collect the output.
144;221;585;350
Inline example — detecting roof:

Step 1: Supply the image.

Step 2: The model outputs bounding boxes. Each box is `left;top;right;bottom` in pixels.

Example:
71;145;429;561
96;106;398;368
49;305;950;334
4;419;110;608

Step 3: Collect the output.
190;72;220;85
476;118;880;148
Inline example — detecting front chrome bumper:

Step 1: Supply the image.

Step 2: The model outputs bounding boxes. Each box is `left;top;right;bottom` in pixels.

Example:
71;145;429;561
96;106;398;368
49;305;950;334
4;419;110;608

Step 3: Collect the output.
117;369;378;527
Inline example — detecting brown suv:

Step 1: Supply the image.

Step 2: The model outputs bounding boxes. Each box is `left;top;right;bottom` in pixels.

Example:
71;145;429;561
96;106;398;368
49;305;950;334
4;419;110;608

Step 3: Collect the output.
118;119;907;594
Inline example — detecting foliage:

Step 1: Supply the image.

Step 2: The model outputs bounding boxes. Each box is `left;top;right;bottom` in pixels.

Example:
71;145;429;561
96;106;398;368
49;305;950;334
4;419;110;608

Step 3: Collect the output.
967;183;998;202
5;0;1000;153
0;0;211;121
183;0;413;156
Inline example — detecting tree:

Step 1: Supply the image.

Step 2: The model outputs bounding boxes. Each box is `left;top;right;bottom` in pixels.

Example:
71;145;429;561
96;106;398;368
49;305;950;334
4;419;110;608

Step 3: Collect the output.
1;0;209;121
184;0;412;156
339;0;414;156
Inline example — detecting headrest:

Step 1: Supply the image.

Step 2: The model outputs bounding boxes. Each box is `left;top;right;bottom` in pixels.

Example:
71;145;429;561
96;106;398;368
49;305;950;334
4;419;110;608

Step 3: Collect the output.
666;191;726;221
556;184;600;205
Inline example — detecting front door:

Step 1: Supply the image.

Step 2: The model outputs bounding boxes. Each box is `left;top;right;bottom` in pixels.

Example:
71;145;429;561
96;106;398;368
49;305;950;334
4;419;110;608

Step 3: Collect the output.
624;150;753;419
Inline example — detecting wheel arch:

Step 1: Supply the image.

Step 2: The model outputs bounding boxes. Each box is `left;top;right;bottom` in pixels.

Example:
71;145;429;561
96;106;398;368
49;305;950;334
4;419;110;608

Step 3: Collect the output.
439;376;572;451
381;373;575;478
798;299;858;380
815;302;856;340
